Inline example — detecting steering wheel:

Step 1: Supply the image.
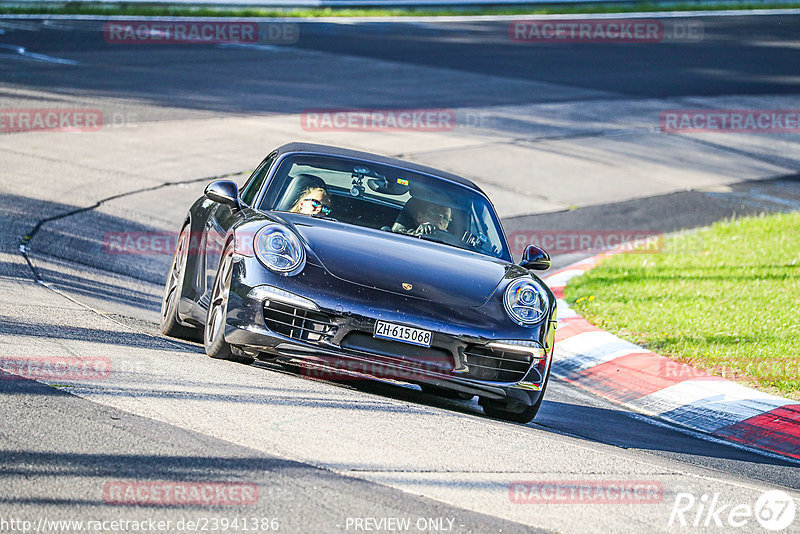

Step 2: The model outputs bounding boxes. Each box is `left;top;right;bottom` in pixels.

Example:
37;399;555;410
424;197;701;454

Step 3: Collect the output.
461;230;493;253
421;227;464;247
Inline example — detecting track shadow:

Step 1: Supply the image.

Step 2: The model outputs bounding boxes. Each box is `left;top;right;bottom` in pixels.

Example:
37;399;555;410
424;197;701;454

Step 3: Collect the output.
0;315;197;352
0;191;190;312
254;360;800;475
0;378;536;534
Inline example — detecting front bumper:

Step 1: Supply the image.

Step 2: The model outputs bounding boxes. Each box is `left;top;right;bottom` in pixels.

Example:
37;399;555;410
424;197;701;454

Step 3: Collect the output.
224;256;557;408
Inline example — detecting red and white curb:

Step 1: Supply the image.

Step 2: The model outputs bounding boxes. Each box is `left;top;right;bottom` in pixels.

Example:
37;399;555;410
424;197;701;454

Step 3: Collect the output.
543;253;800;461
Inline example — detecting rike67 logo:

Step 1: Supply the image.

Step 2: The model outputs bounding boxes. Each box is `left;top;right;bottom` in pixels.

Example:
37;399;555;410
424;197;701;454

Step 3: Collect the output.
669;490;796;531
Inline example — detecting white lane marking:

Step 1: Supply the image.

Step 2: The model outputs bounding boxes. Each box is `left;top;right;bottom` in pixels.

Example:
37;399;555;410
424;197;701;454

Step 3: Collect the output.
543;268;586;288
217;42;284;51
555;299;578;320
0;43;24;54
630;379;796;432
2;9;800;22
0;43;80;65
22;51;81;65
317;8;800;23
0;20;45;31
553;331;648;372
705;190;800;210
41;20;91;30
625;412;800;466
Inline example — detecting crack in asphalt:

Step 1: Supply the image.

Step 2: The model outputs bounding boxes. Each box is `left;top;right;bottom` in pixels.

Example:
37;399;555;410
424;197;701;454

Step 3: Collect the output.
17;170;246;282
15;170;248;350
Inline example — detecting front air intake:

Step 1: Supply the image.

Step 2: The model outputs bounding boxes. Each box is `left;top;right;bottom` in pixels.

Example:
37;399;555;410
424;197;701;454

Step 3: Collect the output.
462;345;533;382
263;301;336;343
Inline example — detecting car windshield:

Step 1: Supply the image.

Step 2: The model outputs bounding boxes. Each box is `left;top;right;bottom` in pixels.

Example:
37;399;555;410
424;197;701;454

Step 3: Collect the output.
258;154;510;261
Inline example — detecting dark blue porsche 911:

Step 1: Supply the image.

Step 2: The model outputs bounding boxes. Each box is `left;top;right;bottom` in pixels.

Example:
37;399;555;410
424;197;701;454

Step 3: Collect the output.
160;142;556;422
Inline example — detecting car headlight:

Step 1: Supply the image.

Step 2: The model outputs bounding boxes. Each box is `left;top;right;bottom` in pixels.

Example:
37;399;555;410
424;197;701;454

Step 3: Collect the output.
503;277;549;326
254;224;305;275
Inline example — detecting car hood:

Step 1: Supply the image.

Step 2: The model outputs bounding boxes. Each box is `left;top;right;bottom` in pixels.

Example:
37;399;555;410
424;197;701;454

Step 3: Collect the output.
284;216;511;307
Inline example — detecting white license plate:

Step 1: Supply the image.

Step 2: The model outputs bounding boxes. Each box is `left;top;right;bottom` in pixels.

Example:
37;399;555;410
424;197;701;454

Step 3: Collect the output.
374;321;432;347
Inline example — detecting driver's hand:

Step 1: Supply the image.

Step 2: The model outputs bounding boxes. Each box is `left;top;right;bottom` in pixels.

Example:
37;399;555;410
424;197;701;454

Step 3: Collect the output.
413;222;436;236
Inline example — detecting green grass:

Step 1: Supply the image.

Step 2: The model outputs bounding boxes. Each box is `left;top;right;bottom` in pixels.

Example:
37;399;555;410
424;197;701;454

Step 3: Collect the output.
1;1;799;17
564;211;800;399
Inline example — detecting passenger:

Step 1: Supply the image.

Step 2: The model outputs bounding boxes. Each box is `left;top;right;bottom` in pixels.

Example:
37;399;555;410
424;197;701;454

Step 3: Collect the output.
289;186;331;217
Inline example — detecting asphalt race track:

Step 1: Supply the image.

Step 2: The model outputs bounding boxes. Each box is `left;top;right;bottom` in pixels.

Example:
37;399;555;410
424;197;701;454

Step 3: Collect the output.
1;13;800;534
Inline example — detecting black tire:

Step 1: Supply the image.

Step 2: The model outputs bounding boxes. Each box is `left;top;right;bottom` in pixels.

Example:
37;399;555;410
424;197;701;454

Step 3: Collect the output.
204;241;254;365
160;225;201;341
479;382;548;424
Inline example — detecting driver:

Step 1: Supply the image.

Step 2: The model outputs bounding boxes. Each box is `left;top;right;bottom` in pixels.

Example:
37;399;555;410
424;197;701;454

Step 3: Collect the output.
392;199;452;236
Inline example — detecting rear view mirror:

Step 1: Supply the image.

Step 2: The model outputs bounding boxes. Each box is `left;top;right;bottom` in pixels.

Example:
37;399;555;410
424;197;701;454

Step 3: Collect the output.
205;180;240;210
520;244;550;271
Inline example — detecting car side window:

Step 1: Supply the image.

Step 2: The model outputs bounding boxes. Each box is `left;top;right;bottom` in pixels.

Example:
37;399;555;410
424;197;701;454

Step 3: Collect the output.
240;154;276;206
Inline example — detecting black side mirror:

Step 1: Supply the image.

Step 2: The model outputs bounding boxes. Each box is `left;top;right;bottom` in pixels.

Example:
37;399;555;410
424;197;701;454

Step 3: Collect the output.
205;180;240;210
520;244;550;271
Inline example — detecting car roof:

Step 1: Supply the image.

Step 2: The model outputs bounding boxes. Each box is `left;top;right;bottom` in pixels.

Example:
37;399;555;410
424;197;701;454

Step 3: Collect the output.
273;142;484;194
